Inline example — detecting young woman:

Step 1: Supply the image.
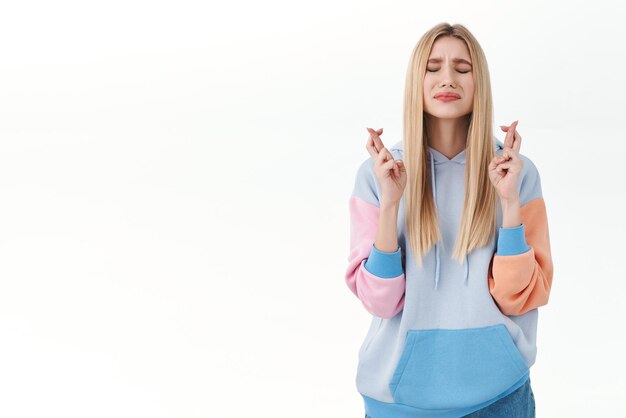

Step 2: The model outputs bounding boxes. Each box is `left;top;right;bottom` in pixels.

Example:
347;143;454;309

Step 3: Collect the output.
345;23;553;418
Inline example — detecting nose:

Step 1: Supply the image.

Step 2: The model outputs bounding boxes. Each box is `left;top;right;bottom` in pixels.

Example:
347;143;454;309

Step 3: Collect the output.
439;65;457;87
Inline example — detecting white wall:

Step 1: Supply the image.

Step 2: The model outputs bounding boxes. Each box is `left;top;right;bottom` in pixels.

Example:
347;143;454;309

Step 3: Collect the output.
0;0;623;416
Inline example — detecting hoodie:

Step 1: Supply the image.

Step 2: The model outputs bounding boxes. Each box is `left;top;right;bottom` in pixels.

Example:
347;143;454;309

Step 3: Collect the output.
345;136;553;418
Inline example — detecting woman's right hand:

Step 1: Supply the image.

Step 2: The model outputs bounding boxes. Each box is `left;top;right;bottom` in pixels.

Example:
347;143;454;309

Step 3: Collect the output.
366;127;407;206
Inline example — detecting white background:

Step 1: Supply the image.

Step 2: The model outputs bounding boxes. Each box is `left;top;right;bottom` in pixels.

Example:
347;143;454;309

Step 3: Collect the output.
1;0;624;417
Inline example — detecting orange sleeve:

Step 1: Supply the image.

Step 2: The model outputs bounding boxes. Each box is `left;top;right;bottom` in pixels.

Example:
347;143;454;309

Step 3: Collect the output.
488;196;554;316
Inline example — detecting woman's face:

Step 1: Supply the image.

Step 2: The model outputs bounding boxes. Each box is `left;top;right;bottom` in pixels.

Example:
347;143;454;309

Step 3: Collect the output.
423;36;474;119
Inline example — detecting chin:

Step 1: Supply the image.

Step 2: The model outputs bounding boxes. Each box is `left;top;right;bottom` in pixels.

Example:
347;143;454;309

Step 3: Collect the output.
426;111;470;119
425;103;471;119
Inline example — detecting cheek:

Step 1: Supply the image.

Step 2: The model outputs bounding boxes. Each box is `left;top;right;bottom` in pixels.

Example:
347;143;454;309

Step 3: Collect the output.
422;78;434;97
466;80;475;96
464;82;475;102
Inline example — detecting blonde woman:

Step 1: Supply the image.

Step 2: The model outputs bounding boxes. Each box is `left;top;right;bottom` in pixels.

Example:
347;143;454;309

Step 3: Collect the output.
345;22;553;418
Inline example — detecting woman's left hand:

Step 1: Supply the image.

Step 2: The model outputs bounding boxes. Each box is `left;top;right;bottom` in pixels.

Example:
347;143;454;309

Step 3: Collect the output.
488;120;524;202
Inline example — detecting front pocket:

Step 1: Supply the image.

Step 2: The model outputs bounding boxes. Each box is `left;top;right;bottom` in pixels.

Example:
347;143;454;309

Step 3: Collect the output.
388;323;529;410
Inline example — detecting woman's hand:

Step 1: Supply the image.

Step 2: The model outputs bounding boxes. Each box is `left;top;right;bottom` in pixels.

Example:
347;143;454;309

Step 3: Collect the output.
488;120;524;202
365;127;407;206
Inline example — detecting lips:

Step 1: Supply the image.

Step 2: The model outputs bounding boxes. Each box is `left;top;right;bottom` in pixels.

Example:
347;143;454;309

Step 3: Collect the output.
434;92;461;99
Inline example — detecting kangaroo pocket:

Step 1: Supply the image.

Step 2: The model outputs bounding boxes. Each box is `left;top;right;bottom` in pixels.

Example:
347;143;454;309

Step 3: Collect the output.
388;323;529;410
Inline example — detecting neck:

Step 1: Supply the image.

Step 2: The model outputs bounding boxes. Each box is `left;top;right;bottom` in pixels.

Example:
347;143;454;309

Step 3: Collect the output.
424;114;470;159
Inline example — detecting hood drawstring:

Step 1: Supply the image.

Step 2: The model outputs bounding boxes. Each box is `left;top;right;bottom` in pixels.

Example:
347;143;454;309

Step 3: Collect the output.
429;148;470;290
464;253;469;286
429;151;442;290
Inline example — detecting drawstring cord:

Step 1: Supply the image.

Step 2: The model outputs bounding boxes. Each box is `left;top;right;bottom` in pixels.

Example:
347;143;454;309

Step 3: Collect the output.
429;149;470;289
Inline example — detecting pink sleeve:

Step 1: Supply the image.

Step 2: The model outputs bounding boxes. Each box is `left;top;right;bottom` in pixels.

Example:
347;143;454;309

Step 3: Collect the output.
345;193;406;319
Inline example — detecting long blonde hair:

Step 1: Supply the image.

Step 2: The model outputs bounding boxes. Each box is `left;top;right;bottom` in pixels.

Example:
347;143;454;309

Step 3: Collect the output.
403;22;497;267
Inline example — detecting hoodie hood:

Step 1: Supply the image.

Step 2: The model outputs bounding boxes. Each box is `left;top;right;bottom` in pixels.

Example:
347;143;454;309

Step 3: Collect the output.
390;136;505;289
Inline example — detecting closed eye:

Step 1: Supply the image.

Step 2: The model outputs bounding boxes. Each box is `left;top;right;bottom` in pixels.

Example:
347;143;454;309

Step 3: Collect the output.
427;69;471;74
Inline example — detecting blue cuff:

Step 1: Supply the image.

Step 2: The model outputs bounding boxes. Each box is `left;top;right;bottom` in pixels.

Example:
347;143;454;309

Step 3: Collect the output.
364;244;404;278
497;224;532;256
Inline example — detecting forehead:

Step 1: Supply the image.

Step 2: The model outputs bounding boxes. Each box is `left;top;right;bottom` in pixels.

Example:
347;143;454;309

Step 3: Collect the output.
428;36;470;60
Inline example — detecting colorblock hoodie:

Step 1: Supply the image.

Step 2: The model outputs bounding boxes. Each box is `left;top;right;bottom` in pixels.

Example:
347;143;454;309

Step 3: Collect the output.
345;136;553;418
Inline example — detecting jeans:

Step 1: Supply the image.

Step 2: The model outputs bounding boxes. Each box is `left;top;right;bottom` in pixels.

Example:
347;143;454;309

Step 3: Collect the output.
365;377;535;418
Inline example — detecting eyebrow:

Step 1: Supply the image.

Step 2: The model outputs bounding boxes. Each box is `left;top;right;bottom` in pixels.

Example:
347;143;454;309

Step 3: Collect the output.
427;58;472;66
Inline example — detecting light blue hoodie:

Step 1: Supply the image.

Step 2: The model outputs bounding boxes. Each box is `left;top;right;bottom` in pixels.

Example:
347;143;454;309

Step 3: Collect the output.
345;136;554;417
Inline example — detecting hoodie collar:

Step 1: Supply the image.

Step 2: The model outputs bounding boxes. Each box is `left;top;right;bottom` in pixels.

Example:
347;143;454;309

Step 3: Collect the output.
389;136;504;156
427;146;466;164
